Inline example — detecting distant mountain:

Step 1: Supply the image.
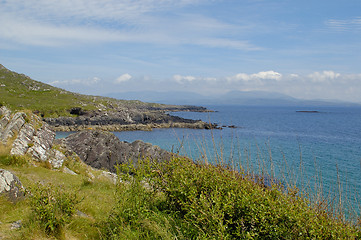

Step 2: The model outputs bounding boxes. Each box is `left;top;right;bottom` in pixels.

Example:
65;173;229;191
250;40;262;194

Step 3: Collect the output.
106;91;208;105
106;90;361;107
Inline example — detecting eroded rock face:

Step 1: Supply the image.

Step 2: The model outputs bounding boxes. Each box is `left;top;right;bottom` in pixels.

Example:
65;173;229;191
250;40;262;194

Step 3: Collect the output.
0;169;25;202
10;123;36;156
26;125;55;162
60;130;172;172
0;106;12;131
0;108;26;144
47;149;67;169
1;106;175;172
1;106;63;168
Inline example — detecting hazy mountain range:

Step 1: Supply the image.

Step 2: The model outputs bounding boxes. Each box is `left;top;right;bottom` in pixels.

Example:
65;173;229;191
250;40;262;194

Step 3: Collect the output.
106;90;360;107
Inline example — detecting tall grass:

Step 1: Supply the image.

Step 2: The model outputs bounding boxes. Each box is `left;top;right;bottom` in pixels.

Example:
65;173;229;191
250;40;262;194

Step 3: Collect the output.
101;157;360;239
170;127;361;224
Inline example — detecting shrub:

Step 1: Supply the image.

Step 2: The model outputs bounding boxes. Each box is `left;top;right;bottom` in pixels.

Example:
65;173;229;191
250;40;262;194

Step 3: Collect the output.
29;183;79;237
100;161;176;239
0;154;28;166
102;157;360;239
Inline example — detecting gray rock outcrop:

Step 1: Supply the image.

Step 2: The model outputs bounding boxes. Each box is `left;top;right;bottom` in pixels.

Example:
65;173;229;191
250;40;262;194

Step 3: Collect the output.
0;106;65;168
0;107;26;144
57;130;172;173
1;106;177;173
47;149;67;169
44;108;218;132
0;169;25;202
26;124;55;162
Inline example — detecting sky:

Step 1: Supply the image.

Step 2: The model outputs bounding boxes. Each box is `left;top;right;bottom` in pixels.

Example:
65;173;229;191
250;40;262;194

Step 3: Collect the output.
1;0;361;102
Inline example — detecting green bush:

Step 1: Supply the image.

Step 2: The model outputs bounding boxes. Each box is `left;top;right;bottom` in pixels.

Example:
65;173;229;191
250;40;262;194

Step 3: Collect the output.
100;162;176;240
29;183;80;237
0;154;28;166
101;157;360;239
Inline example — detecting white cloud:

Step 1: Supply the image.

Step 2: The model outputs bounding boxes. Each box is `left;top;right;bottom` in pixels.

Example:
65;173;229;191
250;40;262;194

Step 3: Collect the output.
251;71;282;80
0;0;258;50
51;77;101;86
227;71;282;82
0;0;201;23
229;73;251;82
204;77;217;82
326;17;361;31
173;75;218;84
195;38;260;51
289;74;300;78
47;70;361;103
115;73;132;84
0;15;128;46
173;75;197;84
92;77;101;83
308;71;340;82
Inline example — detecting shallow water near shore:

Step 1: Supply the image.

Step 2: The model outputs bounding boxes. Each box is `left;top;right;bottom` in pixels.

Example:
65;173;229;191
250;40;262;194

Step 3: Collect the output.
57;105;361;216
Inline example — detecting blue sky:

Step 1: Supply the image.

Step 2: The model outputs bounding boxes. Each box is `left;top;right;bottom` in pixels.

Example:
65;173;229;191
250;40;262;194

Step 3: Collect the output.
1;0;361;102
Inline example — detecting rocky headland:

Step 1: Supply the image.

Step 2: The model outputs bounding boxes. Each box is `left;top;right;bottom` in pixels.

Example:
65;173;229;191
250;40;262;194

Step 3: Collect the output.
44;107;218;132
0;63;218;132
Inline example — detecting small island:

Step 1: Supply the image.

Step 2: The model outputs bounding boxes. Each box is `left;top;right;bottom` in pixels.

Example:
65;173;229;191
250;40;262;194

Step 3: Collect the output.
296;110;320;113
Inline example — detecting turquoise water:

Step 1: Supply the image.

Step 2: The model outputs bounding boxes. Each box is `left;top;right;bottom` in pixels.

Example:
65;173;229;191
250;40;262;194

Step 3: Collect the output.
57;105;361;215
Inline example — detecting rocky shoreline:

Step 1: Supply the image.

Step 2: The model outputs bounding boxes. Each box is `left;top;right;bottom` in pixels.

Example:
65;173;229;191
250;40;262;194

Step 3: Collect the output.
0;106;178;174
48;121;216;132
44;107;219;132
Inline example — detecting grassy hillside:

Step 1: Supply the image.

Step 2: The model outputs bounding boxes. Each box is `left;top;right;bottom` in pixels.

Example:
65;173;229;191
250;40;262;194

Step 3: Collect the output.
1;147;360;239
0;64;175;118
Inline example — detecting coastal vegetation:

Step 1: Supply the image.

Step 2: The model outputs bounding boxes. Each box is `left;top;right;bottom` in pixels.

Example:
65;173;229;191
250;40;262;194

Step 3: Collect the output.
1;64;360;239
1;150;360;239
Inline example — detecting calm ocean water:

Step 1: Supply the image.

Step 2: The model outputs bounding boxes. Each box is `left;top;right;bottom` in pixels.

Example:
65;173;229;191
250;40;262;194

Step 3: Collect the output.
57;105;361;214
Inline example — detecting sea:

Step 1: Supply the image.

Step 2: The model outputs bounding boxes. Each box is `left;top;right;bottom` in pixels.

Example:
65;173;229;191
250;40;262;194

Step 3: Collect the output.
57;105;361;216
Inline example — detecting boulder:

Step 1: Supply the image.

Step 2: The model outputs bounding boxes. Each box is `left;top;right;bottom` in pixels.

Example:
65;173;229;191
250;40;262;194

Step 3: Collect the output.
10;220;22;230
62;130;172;173
47;149;67;169
0;169;25;202
100;171;118;184
27;125;55;161
62;166;77;175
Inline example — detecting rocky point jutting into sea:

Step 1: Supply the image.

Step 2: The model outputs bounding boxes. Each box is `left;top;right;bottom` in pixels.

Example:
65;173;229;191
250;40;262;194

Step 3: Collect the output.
0;63;218;132
44;106;218;132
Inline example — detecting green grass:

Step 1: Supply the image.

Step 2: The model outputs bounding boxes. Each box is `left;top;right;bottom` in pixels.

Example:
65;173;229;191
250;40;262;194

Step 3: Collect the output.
0;64;175;118
102;158;361;239
1;152;360;239
0;152;117;239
